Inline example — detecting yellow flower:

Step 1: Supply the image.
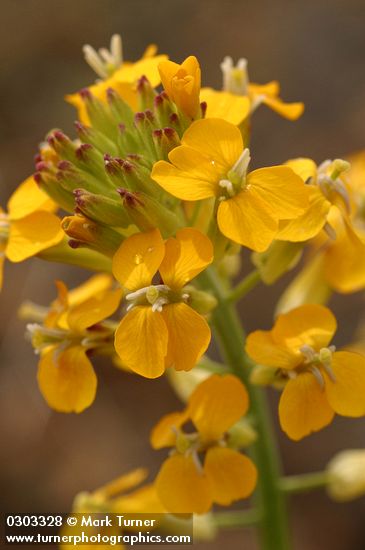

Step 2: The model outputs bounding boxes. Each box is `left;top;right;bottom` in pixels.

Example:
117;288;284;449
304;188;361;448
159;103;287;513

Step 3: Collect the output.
246;304;365;440
200;88;250;125
66;39;167;123
158;56;201;120
151;374;257;514
151;118;309;251
220;56;304;120
29;274;122;413
0;177;63;290
112;227;213;378
61;468;163;550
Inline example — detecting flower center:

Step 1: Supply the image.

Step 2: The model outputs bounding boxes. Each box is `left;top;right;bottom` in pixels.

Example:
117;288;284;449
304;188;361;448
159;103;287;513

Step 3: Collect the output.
125;284;189;312
314;159;351;213
218;148;251;200
220;56;249;95
82;34;123;79
297;344;337;389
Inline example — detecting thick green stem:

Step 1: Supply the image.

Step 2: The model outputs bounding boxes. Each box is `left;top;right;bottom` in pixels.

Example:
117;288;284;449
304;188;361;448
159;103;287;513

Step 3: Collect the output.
200;267;290;550
214;508;261;529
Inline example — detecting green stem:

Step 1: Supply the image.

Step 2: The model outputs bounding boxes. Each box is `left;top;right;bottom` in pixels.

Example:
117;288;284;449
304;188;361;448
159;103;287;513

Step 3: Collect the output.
280;472;330;494
200;267;290;550
227;269;261;302
214;508;261;529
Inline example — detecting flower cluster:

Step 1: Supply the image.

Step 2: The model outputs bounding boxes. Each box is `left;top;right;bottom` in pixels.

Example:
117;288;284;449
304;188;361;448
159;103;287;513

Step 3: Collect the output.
5;35;365;543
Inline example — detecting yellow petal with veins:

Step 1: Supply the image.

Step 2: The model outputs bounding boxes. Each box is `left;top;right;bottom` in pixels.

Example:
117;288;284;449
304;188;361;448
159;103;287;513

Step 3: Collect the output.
114;306;168;378
188;374;249;441
181;118;243;171
204;447;257;504
6;211;63;262
162;303;211;371
246;330;300;370
324;351;365;417
160;228;213;289
37;346;97;413
112;228;164;291
67;288;122;332
217;188;278;251
272;304;337;353
261;95;304;120
7;176;56;219
152;148;219;200
279;372;334;440
155;454;211;514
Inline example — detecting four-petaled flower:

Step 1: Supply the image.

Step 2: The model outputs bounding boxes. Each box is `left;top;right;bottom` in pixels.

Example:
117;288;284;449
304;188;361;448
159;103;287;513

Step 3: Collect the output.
246;304;365;440
113;227;213;378
152;118;309;251
151;374;257;514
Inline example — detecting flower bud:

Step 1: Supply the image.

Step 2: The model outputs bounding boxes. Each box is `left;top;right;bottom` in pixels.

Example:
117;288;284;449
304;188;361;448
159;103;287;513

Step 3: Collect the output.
106;87;135;127
152;127;180;160
252;240;303;285
184;286;217;314
74;189;131;228
227;419;258;449
118;188;181;236
136;75;157;111
62;214;123;256
327;450;365;502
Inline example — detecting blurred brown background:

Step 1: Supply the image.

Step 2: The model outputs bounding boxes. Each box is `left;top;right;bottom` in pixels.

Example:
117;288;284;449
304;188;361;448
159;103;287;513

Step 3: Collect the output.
1;1;365;548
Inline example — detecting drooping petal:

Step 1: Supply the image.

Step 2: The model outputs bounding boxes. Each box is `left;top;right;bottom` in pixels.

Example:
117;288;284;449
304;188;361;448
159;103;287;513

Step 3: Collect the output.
272;304;337;353
6;211;63;262
181;118;243;171
67;288;122;332
155;454;211;514
114;306;168;378
150;411;189;449
247;166;309;219
188;374;249;441
7;177;56;219
324;351;365;417
278;373;334;440
95;468;148;500
217;188;278;251
37;346;97;413
249;81;280;97
261;95;304;120
277;186;331;242
204;447;257;505
112;484;166;514
151;148;219;200
200;88;250;125
245;330;299;370
162;303;211;372
112;228;164;291
159;228;213;289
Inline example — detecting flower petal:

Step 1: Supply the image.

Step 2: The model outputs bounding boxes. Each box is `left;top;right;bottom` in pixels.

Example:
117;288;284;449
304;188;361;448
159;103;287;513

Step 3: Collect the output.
217;188;278;251
6;211;63;262
37;346;97;413
277;186;331;242
272;304;337;352
112;228;164;291
324;351;365;417
246;330;299;370
67;274;114;308
67;288;122;332
200;88;250;125
261;96;304;120
188;374;249;441
159;228;213;289
285;158;317;182
151;149;219;200
150;411;189;449
114;306;168;378
204;447;257;505
279;373;334;440
162;303;211;372
248;166;309;219
155;454;211;514
7;176;57;219
181;118;243;171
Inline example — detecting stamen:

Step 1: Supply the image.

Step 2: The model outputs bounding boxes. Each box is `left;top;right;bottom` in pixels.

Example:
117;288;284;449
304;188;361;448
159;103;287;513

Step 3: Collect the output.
231;148;251;179
219;179;235;197
82;34;124;79
308;365;325;390
220;56;249;95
